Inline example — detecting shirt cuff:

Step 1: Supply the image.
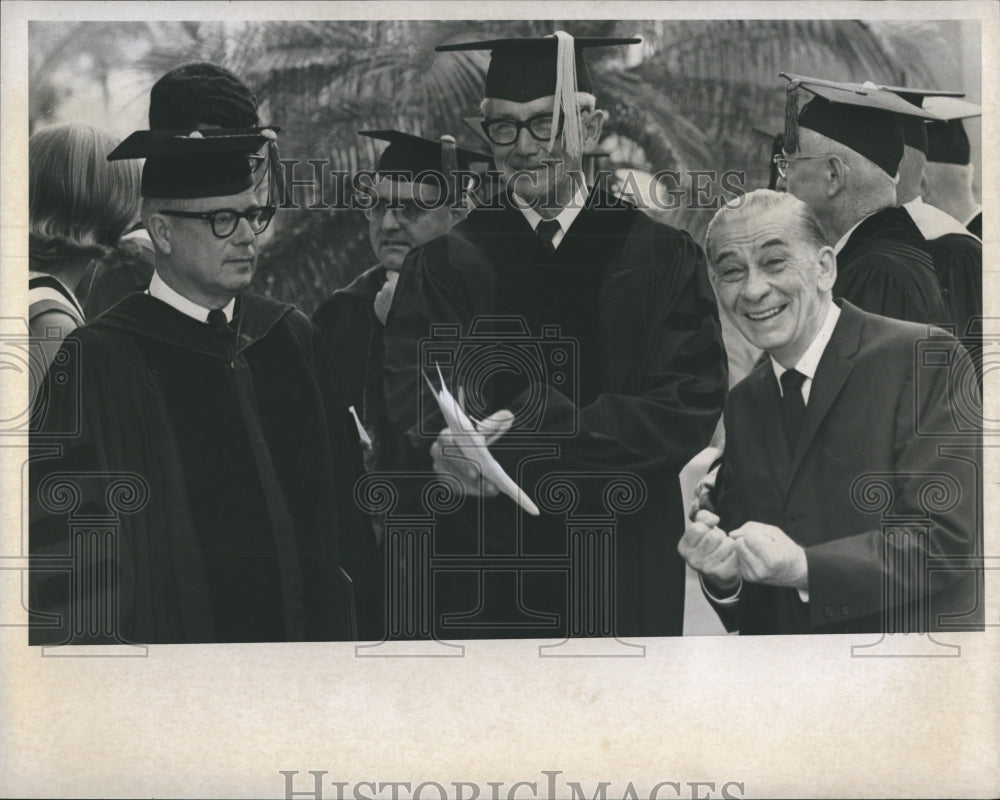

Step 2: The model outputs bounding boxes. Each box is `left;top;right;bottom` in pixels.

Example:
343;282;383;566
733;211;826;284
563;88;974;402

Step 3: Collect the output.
700;573;742;605
797;588;809;603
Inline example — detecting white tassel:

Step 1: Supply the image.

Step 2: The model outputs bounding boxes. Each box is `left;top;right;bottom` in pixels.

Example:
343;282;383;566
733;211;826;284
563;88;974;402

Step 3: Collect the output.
549;30;583;159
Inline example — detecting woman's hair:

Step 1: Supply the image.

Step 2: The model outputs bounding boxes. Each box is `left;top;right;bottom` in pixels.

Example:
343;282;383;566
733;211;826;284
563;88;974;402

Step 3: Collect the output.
29;124;142;258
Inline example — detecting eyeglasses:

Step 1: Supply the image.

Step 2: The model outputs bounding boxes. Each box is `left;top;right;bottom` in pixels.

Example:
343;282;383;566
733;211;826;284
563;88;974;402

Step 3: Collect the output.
363;198;433;224
158;206;275;238
481;113;565;146
772;152;849;179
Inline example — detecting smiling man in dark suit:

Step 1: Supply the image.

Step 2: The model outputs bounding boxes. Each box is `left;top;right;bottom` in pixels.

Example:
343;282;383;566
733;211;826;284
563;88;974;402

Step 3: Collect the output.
680;189;982;635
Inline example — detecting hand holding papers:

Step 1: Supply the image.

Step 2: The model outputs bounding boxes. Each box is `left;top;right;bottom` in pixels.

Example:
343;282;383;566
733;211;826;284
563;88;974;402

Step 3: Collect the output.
425;366;540;516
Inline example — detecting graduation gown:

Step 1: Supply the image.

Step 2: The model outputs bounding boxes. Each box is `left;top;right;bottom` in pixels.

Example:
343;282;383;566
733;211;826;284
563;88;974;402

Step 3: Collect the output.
30;292;358;644
313;265;389;641
314;264;388;433
903;198;982;340
835;206;949;326
383;187;727;638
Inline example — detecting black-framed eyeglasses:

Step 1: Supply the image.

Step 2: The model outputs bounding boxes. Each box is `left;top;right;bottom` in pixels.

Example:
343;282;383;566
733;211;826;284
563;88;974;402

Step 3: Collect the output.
481;113;565;146
362;198;431;224
772;152;849;179
158;206;275;238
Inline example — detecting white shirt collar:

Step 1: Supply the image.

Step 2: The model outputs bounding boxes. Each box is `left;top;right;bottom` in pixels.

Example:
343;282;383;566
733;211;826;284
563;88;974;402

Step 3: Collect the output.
771;302;841;391
903;198;976;240
514;179;589;249
147;271;235;323
964;206;982;227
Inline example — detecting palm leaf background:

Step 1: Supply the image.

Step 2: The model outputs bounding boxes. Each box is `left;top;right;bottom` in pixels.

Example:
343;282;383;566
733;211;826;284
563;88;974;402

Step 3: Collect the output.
29;18;954;314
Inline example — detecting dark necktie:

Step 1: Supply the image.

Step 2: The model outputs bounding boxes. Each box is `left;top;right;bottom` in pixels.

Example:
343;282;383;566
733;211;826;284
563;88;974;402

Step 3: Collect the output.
536;219;561;254
206;308;230;335
780;369;807;448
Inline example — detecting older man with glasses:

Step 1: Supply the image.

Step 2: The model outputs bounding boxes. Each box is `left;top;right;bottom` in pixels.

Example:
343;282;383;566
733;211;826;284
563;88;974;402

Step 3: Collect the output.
29;129;359;645
381;33;727;640
776;74;948;327
312;130;490;641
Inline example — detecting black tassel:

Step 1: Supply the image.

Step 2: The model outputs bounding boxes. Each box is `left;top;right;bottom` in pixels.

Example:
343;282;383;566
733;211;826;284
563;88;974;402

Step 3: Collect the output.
784;83;800;154
266;140;283;208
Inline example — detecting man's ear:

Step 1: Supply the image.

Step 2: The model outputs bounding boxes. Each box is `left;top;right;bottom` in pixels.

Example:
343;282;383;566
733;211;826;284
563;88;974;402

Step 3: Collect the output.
145;213;172;255
825;156;848;199
582;108;608;151
919;171;932;203
816;245;838;292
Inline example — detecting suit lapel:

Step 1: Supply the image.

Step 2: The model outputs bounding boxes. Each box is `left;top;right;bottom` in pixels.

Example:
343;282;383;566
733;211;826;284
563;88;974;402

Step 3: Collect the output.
788;303;865;478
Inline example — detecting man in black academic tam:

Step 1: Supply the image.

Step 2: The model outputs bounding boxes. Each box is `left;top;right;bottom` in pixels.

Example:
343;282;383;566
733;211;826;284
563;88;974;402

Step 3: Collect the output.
877;87;983;358
77;61;280;318
874;85;962;210
311;129;490;641
30;127;359;645
777;74;948;327
922;96;983;239
380;32;727;642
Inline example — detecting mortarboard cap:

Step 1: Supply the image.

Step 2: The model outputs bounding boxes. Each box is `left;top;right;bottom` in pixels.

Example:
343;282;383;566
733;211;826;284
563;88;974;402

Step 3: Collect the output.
359;129;492;178
437;33;639;159
781;73;940;176
437;35;641;102
923;97;981;165
877;85;964;154
108;128;275;199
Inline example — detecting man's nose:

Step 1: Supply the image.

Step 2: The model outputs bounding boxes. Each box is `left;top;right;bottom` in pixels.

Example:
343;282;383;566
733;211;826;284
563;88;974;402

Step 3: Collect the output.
380;207;404;231
231;216;256;244
742;267;771;301
514;123;538;154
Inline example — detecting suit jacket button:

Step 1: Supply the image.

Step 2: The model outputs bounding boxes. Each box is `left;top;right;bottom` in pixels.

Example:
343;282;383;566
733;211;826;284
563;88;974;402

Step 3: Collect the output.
841;605;850;616
824;606;834;618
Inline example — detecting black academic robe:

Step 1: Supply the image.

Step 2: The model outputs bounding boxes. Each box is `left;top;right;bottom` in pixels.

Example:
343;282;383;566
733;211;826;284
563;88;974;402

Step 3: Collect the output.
917;231;983;388
835;206;949;326
966;212;982;240
383;187;727;638
313;265;389;641
314;264;388;429
29;292;359;644
918;232;982;337
711;302;982;635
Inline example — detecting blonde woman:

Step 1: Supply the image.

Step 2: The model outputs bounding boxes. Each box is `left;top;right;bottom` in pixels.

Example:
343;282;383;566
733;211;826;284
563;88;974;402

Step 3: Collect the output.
28;124;141;396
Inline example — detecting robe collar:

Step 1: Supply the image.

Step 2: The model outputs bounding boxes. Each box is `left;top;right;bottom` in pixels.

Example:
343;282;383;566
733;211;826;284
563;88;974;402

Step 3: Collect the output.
98;290;293;358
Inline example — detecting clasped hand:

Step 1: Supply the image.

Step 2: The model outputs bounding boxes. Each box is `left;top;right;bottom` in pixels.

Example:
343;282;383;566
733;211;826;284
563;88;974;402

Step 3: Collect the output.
678;511;808;591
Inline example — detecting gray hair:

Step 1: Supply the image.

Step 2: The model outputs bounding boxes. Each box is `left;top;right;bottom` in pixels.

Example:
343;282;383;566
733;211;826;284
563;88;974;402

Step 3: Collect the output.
705;189;829;263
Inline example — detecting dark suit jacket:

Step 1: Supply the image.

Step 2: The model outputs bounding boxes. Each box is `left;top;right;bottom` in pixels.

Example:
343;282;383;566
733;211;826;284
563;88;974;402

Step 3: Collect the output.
711;301;982;634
